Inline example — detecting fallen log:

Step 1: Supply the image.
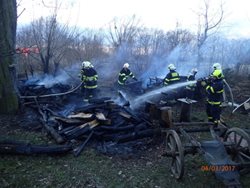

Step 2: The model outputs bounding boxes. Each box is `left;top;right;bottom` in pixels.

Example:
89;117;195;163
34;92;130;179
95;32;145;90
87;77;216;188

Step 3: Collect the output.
0;140;72;155
40;118;65;144
34;102;65;144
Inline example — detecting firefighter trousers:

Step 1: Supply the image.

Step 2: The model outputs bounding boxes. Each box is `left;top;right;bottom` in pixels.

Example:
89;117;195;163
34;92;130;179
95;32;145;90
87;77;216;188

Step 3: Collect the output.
206;102;222;124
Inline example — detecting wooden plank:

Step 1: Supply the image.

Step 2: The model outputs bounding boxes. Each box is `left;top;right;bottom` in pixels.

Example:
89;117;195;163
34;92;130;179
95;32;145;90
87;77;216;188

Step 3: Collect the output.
95;112;106;121
54;116;84;124
119;111;131;119
179;103;191;122
160;106;173;128
177;98;197;104
68;112;93;119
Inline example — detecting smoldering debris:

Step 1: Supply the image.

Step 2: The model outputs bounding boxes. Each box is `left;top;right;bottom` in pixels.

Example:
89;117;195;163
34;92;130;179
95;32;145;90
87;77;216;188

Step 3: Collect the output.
11;78;162;156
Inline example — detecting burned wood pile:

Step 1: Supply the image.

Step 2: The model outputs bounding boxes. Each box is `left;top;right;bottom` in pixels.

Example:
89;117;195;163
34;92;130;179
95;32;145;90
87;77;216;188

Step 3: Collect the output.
17;88;161;156
18;79;73;97
47;98;160;155
6;79;164;156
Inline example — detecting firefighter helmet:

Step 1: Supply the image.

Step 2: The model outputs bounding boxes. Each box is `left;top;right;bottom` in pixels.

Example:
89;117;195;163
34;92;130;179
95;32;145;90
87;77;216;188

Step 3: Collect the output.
191;68;198;74
168;64;176;70
123;63;129;68
212;63;222;70
82;61;92;68
212;69;223;79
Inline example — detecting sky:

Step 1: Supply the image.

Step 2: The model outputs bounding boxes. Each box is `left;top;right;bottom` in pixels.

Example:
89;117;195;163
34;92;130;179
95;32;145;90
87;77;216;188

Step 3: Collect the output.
17;0;250;38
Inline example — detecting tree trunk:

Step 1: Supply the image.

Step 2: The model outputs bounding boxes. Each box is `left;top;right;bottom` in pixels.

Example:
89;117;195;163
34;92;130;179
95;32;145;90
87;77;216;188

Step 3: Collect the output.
0;0;18;114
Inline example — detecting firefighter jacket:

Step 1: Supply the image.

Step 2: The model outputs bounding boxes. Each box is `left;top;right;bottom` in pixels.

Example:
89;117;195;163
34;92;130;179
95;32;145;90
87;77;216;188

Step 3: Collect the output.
163;70;180;86
210;70;225;79
186;74;196;91
118;68;135;85
81;67;98;89
206;79;224;105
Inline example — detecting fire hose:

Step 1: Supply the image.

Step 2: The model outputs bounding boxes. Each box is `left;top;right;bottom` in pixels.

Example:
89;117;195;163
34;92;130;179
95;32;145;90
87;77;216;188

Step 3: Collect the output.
19;82;82;99
223;79;234;108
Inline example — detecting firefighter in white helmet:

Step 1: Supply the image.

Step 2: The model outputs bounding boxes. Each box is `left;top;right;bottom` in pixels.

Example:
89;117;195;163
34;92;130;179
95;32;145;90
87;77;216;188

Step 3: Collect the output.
213;63;222;70
118;63;137;85
211;63;224;79
80;61;98;102
163;64;180;86
185;68;198;99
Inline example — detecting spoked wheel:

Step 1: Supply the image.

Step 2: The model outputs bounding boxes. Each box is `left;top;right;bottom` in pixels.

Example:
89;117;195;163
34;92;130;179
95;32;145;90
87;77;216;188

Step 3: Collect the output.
224;127;250;174
166;130;184;179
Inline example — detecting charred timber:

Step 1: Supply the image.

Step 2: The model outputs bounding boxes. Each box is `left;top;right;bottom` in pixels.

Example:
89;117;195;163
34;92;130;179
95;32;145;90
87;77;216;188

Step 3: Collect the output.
173;122;214;127
94;122;148;134
73;131;94;157
115;129;161;143
122;107;142;122
101;128;160;143
0;140;72;155
74;103;107;113
88;97;111;104
35;103;65;144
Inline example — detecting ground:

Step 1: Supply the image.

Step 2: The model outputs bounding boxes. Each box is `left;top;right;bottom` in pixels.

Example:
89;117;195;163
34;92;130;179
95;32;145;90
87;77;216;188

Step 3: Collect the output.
1;102;250;187
1;75;250;187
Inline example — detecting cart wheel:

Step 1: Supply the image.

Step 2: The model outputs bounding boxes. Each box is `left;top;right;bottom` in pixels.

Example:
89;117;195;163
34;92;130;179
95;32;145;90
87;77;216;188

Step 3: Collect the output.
224;127;250;174
166;130;184;179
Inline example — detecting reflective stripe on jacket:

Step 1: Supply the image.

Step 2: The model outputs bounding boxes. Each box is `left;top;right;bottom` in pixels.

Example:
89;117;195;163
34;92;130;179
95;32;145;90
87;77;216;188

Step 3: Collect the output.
81;67;98;89
164;70;180;85
206;79;224;105
118;68;135;85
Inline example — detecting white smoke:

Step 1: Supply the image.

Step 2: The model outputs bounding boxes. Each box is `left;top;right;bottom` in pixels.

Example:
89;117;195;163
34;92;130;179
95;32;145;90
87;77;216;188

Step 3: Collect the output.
25;63;81;88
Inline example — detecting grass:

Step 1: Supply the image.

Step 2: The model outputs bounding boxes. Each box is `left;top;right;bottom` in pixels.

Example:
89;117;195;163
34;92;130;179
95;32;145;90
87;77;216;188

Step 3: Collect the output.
0;107;250;188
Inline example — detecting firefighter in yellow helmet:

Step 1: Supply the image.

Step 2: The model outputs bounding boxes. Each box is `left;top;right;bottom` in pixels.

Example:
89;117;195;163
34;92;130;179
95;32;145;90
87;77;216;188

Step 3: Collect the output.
211;63;224;79
118;63;137;86
80;61;98;102
205;69;224;125
163;64;180;86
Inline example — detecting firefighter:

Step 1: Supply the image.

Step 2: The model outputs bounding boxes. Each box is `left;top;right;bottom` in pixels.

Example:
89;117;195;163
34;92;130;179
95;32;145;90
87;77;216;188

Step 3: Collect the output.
80;61;98;102
211;63;224;79
185;68;198;99
205;69;224;125
118;63;137;86
163;64;180;86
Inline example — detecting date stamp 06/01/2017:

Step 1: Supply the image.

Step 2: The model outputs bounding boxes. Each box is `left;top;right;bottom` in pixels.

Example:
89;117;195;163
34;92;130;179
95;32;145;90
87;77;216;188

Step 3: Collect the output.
201;165;237;172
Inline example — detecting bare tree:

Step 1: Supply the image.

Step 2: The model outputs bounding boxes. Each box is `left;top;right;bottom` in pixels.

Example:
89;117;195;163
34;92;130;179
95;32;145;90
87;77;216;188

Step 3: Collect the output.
107;15;141;49
77;30;105;61
195;0;225;67
18;15;77;75
0;0;19;113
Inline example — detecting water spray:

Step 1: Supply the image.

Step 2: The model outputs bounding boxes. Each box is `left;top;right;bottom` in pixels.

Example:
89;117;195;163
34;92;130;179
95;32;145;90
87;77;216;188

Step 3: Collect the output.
130;81;196;109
